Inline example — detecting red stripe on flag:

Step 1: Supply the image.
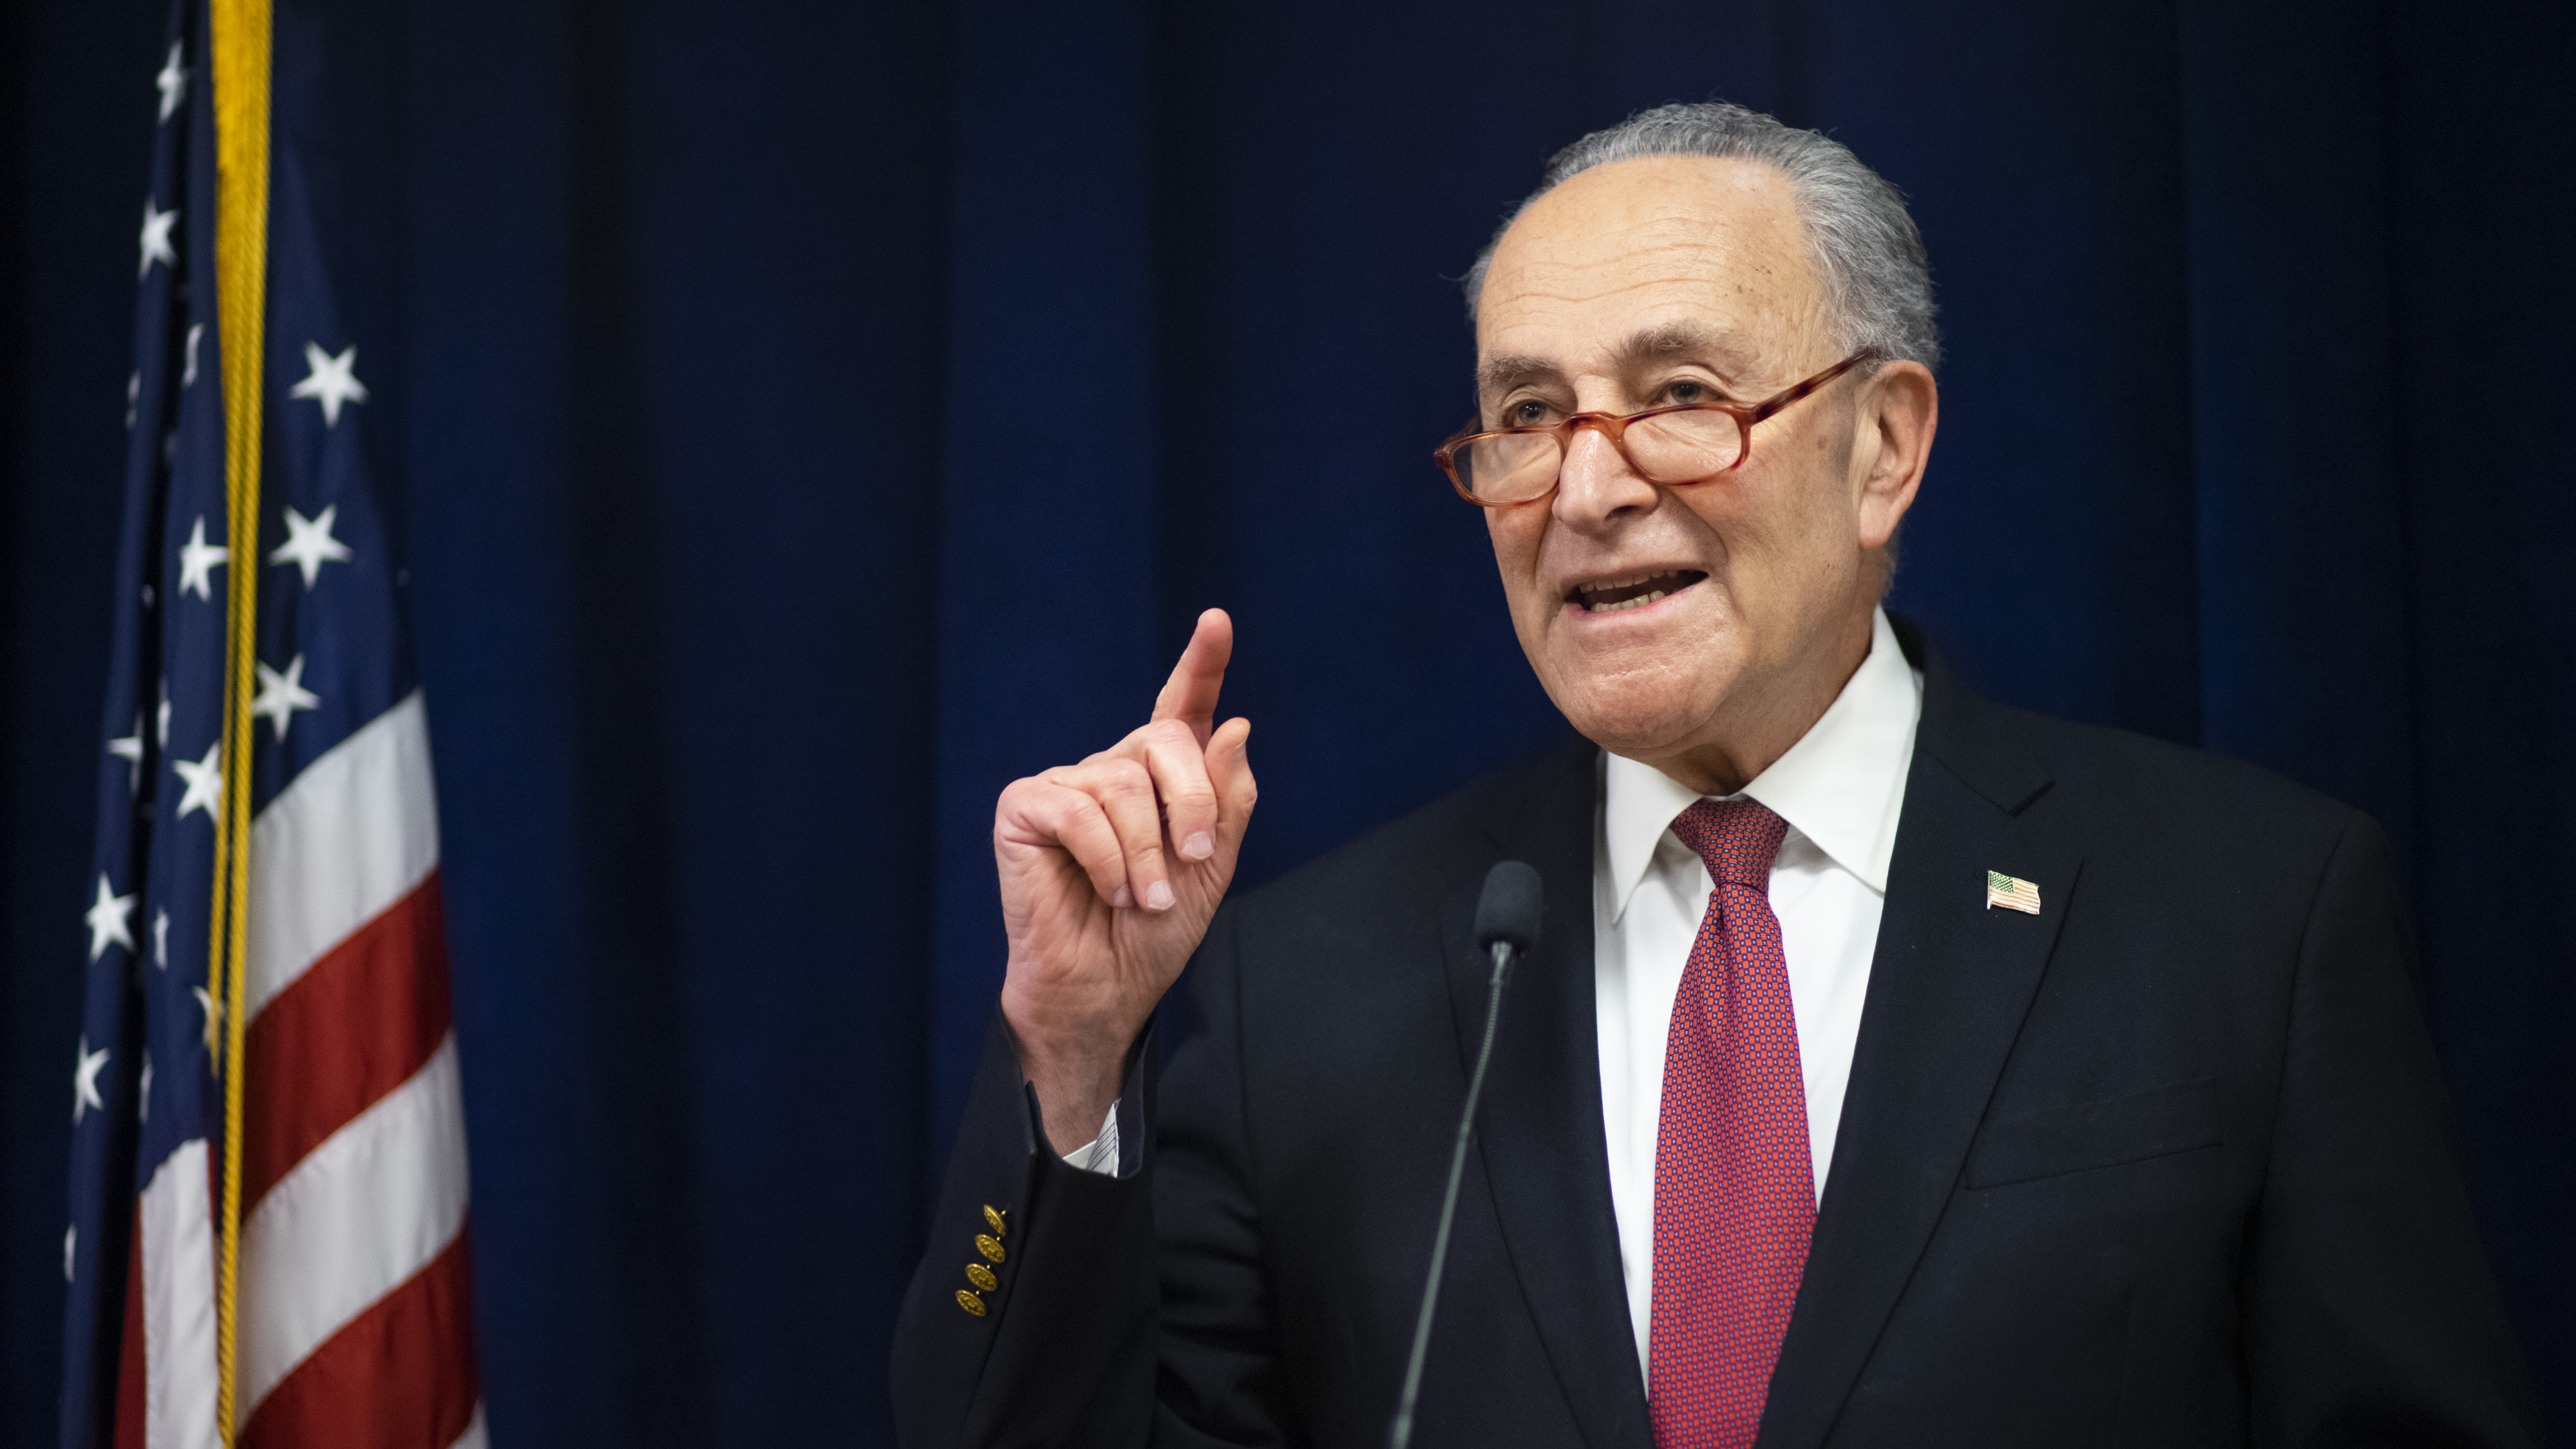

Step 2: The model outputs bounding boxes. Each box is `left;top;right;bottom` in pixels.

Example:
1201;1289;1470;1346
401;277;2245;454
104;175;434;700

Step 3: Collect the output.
113;1203;144;1449
243;873;453;1211
240;1227;479;1449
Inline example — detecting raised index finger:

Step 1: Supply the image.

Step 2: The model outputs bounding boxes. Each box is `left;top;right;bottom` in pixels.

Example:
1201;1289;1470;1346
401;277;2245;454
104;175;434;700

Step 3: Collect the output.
1150;608;1234;747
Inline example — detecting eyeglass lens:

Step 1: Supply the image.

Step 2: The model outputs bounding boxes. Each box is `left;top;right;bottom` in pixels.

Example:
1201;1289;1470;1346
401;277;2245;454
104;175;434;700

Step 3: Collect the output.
1457;410;1748;504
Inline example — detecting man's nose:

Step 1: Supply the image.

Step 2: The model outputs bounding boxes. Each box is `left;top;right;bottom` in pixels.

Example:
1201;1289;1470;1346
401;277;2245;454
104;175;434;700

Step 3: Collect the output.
1552;422;1657;531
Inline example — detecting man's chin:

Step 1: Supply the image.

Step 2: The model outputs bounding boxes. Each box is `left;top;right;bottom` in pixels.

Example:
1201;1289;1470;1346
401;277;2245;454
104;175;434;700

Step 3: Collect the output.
1550;690;1722;765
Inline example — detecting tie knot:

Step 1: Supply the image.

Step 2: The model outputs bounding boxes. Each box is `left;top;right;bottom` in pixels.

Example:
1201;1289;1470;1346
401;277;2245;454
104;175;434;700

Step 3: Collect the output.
1670;798;1788;889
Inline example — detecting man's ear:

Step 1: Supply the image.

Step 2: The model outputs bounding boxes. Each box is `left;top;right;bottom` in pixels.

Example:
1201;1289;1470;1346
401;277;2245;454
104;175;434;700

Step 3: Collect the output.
1855;360;1936;550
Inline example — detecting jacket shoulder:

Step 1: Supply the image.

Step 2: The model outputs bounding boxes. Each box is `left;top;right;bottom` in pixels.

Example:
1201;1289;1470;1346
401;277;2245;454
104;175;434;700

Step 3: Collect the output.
1898;614;2376;864
1964;700;2388;905
2021;706;2360;829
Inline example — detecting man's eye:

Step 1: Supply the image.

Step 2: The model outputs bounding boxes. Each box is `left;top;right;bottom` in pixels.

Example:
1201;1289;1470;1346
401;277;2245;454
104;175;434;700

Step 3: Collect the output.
1666;380;1714;405
1504;400;1551;428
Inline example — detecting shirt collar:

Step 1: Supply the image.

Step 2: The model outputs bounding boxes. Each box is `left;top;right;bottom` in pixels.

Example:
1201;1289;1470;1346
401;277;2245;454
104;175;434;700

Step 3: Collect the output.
1602;607;1924;921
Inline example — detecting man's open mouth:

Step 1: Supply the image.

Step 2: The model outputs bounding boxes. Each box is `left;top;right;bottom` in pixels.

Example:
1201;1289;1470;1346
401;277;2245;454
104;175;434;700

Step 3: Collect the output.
1570;570;1706;614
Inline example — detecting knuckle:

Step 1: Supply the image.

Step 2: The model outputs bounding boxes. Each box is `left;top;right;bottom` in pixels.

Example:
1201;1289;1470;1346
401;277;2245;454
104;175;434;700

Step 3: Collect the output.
1002;778;1065;822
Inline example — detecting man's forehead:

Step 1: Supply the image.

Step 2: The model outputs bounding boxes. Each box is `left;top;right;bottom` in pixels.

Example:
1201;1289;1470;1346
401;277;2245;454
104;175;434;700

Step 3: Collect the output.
1474;155;1817;381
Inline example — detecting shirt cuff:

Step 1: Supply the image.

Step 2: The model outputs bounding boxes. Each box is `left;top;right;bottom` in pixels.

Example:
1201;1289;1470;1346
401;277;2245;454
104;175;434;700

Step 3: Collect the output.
1060;1101;1121;1176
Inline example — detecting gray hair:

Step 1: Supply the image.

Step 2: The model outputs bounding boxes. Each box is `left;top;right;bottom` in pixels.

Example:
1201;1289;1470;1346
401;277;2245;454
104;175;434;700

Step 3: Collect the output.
1463;102;1941;373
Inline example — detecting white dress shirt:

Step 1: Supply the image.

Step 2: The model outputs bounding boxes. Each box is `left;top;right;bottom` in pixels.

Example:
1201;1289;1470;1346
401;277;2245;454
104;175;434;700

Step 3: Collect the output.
1061;609;1923;1388
1593;607;1922;1379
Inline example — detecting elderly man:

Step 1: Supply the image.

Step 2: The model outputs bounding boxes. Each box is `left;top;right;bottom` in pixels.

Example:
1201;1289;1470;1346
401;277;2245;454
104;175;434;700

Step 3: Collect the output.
891;103;2538;1448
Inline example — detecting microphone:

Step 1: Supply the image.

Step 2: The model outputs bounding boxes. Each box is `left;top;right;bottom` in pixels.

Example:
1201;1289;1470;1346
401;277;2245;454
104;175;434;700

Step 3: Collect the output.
1389;860;1543;1449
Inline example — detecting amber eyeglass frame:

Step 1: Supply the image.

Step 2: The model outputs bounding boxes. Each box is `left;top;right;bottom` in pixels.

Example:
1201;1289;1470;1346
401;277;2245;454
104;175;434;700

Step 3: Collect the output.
1432;350;1876;507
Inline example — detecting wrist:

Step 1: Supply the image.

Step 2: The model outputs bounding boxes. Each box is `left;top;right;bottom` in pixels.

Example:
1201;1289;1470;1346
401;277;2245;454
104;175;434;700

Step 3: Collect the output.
1000;996;1131;1152
999;987;1130;1073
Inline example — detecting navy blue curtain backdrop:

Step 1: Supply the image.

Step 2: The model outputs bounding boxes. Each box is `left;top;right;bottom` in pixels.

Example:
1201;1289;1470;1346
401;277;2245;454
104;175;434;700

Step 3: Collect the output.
4;0;2569;1442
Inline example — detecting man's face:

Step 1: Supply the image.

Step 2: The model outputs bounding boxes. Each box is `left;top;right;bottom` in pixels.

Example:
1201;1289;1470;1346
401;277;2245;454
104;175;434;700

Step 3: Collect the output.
1475;156;1918;775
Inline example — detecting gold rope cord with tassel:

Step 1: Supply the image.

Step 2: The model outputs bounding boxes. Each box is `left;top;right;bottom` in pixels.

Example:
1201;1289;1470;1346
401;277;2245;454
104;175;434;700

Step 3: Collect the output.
208;0;271;1439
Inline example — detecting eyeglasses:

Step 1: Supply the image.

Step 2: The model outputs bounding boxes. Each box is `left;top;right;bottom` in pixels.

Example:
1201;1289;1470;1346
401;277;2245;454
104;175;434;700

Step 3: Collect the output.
1432;351;1875;507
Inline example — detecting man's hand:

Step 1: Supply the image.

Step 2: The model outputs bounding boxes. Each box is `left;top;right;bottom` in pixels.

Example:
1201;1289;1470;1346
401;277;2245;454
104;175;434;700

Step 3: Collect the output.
995;609;1256;1155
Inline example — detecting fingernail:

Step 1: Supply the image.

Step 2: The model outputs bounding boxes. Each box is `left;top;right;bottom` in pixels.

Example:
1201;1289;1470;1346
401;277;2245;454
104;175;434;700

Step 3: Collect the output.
1145;880;1175;911
1182;832;1213;860
1112;885;1133;909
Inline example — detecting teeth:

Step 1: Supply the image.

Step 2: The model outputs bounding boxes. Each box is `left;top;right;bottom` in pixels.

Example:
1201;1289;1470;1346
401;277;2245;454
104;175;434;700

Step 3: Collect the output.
1574;569;1690;612
1590;589;1669;613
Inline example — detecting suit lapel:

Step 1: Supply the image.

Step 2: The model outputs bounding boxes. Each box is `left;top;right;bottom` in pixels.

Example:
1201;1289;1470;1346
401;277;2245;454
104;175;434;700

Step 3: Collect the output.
1755;623;2083;1449
1444;738;1656;1449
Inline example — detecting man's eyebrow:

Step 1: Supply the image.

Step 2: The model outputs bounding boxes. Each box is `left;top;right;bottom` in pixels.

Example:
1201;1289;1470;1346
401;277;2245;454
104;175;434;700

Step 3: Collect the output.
1476;352;1560;395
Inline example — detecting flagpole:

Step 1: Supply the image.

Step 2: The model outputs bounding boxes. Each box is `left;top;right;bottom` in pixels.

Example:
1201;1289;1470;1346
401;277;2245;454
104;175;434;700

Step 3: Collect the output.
208;0;271;1439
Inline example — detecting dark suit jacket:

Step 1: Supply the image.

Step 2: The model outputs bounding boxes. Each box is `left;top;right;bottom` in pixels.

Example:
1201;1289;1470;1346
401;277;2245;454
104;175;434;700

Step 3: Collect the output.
893;620;2541;1448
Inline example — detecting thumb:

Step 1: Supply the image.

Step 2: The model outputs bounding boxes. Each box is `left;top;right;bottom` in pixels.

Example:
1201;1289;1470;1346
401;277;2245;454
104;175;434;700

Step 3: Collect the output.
1205;716;1256;849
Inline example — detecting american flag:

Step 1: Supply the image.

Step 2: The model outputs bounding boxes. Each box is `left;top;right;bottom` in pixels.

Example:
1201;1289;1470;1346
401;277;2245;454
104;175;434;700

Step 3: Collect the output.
1984;870;2042;915
60;4;481;1445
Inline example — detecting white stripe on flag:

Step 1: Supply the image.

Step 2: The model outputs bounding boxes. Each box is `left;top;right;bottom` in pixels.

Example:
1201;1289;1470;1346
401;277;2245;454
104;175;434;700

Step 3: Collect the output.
141;1138;219;1449
451;1402;489;1449
238;1032;471;1416
245;689;439;1023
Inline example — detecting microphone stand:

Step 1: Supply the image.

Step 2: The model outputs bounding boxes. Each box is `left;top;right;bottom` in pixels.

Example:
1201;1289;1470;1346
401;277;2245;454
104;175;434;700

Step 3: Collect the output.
1387;934;1515;1449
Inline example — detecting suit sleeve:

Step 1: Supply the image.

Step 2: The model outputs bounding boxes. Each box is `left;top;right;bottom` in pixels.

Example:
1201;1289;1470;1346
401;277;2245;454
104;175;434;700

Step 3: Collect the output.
888;902;1295;1448
2243;812;2544;1446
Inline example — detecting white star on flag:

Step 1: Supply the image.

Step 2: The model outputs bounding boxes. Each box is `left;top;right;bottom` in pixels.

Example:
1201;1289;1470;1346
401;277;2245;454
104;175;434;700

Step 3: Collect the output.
85;874;137;961
138;199;179;280
157;682;171;748
177;515;227;600
193;985;223;1060
73;1037;110;1124
155;43;187;121
270;506;353;588
289;341;369;426
171;742;223;822
252;653;322;740
183;322;203;388
126;372;140;429
63;1225;75;1285
105;720;144;793
154;908;169;968
138;1055;152;1122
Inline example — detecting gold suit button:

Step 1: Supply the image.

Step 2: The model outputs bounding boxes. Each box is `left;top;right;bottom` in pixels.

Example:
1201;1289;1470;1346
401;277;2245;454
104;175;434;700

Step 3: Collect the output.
966;1262;997;1292
955;1289;986;1317
976;1233;1006;1264
984;1205;1008;1236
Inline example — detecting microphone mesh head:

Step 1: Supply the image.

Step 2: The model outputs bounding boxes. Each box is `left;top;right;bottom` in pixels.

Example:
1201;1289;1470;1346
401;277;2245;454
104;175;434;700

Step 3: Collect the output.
1473;860;1544;954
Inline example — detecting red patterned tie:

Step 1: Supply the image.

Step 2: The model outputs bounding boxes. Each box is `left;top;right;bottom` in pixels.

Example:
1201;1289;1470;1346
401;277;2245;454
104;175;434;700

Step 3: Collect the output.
1650;798;1813;1448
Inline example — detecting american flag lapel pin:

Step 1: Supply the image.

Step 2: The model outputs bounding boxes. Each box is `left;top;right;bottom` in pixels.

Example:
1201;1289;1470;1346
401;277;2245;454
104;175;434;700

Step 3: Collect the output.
1985;870;2042;914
